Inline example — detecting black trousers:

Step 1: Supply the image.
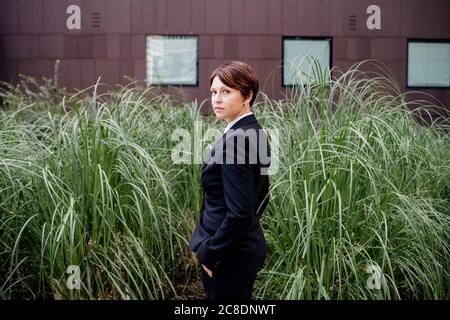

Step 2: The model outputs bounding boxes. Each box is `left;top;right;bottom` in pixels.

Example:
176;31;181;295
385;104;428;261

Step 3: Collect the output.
200;256;265;300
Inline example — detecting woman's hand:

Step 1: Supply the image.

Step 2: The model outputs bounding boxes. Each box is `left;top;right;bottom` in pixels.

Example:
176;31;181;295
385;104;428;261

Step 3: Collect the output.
202;264;213;278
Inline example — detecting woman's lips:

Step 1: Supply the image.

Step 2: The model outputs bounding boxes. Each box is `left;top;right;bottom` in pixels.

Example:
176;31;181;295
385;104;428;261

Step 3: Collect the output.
214;107;224;111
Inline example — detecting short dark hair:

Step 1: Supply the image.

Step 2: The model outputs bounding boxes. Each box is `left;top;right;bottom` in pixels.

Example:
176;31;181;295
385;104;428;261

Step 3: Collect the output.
209;61;259;107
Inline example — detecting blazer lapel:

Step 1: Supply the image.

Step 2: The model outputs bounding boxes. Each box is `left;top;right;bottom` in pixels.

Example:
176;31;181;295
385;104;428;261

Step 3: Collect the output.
201;114;258;173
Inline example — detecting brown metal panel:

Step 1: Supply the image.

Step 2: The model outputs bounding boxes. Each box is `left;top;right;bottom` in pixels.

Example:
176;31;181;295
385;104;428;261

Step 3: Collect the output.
407;91;446;110
371;38;403;62
206;0;230;34
230;0;244;34
330;0;345;36
421;0;440;37
357;38;370;60
345;37;371;61
392;38;406;62
59;59;81;89
198;58;209;94
119;59;134;84
106;35;120;58
346;38;358;60
442;0;450;39
78;35;93;58
93;35;107;58
182;87;200;105
259;59;282;97
199;35;214;59
333;37;346;60
131;35;145;58
422;0;450;38
63;35;78;59
238;36;259;59
43;0;67;34
413;0;431;38
131;0;157;33
0;59;18;82
191;0;206;33
319;0;331;36
427;90;445;102
399;0;415;37
32;0;44;34
213;36;224;59
168;0;191;33
406;91;446;109
131;0;142;33
133;58;146;80
0;0;18;34
39;35;64;59
18;59;54;79
333;59;353;73
405;90;449;124
95;59;119;84
245;0;268;34
18;0;43;34
120;35;131;58
262;36;281;59
268;0;282;35
3;36;28;59
282;0;297;35
224;36;238;59
445;92;450;111
385;61;405;90
297;0;320;35
156;0;168;32
105;0;131;34
80;59;96;86
239;36;280;60
29;36;40;58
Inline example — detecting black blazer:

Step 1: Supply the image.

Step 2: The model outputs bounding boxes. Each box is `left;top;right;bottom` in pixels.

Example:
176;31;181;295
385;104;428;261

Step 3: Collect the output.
188;114;271;271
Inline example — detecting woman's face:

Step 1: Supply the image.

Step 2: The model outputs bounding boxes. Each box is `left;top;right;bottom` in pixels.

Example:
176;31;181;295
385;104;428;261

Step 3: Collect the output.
210;76;251;124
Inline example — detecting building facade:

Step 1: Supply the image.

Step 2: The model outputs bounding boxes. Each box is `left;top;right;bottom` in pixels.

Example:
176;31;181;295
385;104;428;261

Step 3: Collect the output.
1;0;449;116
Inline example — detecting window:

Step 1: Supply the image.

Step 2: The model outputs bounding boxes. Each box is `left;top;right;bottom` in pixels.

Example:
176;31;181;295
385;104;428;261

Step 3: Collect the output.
146;35;198;86
407;40;450;88
283;37;332;86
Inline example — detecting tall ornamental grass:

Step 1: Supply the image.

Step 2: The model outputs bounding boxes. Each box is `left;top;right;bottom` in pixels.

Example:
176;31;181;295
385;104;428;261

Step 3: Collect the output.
255;60;450;299
0;60;449;299
0;82;206;299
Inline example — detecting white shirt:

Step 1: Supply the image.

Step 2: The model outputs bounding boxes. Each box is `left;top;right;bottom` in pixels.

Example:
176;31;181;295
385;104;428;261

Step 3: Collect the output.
223;112;253;134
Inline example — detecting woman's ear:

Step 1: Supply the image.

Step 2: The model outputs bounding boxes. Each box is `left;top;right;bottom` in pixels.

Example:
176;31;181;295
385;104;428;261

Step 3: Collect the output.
244;91;253;106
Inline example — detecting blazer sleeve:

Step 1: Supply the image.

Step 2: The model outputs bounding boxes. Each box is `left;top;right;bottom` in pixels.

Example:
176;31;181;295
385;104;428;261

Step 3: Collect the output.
256;176;270;217
196;148;256;270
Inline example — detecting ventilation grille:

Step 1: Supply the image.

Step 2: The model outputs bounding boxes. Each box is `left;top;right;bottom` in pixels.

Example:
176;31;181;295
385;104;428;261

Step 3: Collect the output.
92;12;100;28
348;15;357;30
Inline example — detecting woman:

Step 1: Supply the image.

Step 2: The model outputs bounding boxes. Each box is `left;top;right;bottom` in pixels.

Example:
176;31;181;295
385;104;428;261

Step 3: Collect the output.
189;61;271;300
